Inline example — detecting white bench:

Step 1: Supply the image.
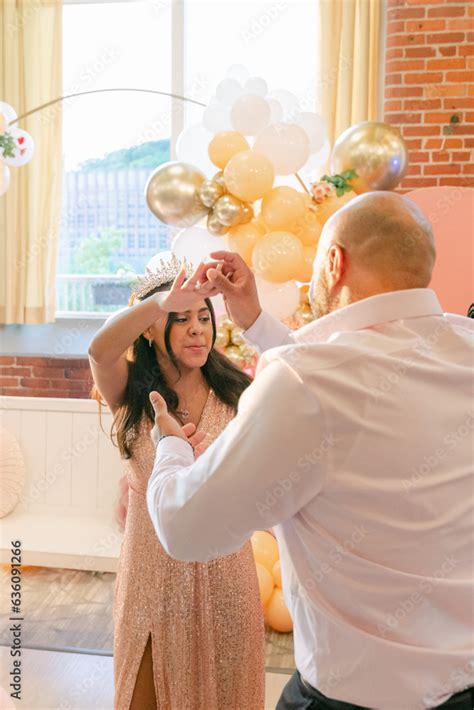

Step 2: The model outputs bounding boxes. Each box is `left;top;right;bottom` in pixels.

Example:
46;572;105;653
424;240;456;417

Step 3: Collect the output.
0;396;124;572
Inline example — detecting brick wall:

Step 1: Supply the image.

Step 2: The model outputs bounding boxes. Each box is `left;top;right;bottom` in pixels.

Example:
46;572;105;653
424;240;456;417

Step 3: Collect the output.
0;356;93;398
384;0;474;191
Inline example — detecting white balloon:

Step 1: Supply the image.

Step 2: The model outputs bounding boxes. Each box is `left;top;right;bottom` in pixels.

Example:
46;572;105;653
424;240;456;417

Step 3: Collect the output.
299;140;331;182
230;95;270;136
176;123;216;175
0;102;17;126
172;226;229;265
266;98;283;124
294;112;327;153
244;77;268;97
226;64;250;84
216;78;243;106
254;122;310;175
146;249;174;271
256;277;300;321
268;90;299;119
2;129;34;168
202;103;232;133
0;164;11;196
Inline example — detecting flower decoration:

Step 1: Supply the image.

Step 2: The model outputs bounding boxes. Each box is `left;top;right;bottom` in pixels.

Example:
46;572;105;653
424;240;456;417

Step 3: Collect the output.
0;102;35;196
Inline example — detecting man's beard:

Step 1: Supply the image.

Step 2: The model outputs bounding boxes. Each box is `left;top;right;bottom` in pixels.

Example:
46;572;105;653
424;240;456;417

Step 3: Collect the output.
310;270;331;319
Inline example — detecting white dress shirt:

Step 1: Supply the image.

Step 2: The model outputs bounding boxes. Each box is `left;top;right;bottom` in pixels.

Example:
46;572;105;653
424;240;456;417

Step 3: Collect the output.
147;288;474;709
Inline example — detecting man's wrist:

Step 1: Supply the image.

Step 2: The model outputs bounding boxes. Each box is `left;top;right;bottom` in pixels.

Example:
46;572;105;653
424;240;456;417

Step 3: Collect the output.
241;307;262;332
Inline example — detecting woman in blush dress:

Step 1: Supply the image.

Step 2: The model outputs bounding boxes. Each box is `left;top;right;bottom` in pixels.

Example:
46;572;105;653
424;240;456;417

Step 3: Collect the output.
88;257;265;710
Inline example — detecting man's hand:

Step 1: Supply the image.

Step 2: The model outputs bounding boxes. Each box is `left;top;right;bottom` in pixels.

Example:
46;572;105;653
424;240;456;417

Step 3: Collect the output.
157;262;219;313
149;392;208;455
199;251;262;331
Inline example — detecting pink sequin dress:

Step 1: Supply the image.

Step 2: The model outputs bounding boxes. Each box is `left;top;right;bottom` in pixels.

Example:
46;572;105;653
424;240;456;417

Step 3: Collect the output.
113;389;266;709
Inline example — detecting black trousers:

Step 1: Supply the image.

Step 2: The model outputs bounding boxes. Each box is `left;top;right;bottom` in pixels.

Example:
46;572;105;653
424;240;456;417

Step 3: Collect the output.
276;671;474;710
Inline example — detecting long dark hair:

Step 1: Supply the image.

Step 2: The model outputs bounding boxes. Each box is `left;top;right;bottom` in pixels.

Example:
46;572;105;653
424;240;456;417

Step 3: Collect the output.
94;282;252;458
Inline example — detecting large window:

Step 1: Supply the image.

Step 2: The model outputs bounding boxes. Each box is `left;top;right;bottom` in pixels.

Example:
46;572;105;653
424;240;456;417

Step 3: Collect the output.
57;0;319;315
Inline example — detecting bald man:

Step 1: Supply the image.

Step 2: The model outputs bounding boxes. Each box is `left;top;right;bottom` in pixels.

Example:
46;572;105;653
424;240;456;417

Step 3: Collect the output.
146;192;474;709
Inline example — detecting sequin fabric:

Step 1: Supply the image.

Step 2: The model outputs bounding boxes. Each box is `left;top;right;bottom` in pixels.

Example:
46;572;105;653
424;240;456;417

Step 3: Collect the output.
113;389;265;709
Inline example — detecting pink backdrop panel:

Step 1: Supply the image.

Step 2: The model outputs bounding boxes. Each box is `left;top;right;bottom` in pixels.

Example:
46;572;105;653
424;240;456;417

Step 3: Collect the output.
406;187;473;316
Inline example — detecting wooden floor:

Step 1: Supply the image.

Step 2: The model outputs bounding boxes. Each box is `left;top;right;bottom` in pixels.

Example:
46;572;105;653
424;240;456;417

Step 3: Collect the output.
0;646;291;709
0;565;295;671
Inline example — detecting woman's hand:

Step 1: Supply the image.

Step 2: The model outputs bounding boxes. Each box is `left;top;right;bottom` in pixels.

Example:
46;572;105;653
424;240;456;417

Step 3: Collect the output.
149;392;208;457
157;262;219;313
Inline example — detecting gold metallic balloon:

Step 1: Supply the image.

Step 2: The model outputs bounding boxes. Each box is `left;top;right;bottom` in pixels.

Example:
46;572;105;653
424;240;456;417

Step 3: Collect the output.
145;161;208;226
330;122;408;194
230;327;245;346
213;171;226;190
215;327;230;348
213;194;244;227
240;203;254;224
199;179;224;208
207;210;229;236
220;317;234;331
225;345;245;366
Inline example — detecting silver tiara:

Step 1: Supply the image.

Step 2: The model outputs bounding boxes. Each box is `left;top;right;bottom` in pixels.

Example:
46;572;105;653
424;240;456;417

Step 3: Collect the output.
131;254;194;300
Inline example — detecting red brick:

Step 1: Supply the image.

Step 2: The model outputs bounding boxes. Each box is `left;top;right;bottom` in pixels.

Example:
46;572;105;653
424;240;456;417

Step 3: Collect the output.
451;125;474;134
427;58;466;70
458;45;474;56
406;19;446;32
386;48;404;60
385;100;403;111
404;138;423;149
453;151;471;160
14;357;46;366
406;0;445;6
447;19;474;30
20;378;51;388
0;357;16;365
425;111;463;123
403;125;441;135
424;139;443;149
401;177;438;188
30;357;89;368
405;72;443;83
462;164;474;173
0;377;20;387
386;59;425;72
385;86;423;98
404;99;442;110
443;98;474;109
407;164;422;176
426;32;465;43
424;85;466;97
446;70;474;82
425;137;463;149
408;151;430;162
438;45;458;56
466;111;474;121
49;379;88;391
385;112;422;123
387;20;406;34
432;151;452;161
405;46;437;58
385;73;403;85
0;389;25;397
0;366;31;376
428;6;466;18
466;138;474;147
388;7;425;20
424;164;461;175
440;177;474;186
65;368;93;380
31;367;65;378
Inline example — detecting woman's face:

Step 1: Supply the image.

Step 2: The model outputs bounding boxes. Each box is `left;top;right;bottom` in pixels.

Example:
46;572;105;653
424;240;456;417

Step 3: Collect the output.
145;299;214;370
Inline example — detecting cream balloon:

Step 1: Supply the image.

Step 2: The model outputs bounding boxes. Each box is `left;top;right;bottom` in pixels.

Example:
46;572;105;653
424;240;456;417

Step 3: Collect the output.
272;560;282;588
330;121;409;193
255;562;275;606
0;101;17;125
266;98;283;124
251;531;279;573
254;123;310;175
230;94;271;136
268;90;299;120
202;103;232;133
213;194;243;227
226;64;250;84
208;131;250;169
295;245;317;283
215;78;243;106
266;588;293;633
244;76;268;97
261;186;306;230
294;112;327;153
172;226;229;262
293;195;323;246
224;150;274;203
255;277;300;320
227;221;264;264
252;231;304;283
145;162;208;227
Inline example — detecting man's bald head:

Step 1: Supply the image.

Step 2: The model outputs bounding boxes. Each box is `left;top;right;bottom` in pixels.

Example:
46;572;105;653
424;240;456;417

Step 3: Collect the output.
310;191;436;317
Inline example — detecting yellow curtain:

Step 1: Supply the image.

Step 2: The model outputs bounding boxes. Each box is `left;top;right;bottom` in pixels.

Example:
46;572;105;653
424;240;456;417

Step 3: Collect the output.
0;0;62;324
319;0;381;148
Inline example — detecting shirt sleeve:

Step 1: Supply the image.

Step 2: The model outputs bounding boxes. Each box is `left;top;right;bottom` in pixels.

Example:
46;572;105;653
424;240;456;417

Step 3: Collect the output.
243;310;294;352
146;357;326;562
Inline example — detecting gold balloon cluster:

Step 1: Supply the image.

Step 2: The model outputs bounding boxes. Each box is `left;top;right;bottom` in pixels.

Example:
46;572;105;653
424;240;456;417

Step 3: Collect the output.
284;285;315;329
198;170;255;236
216;317;258;371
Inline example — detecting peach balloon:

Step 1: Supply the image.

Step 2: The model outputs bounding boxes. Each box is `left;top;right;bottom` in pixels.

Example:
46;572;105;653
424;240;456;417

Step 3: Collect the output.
293;194;323;246
272;560;282;588
316;190;355;226
252;231;304;283
224;150;274;203
208;131;250;169
261;186;306;230
294;245;316;283
227;221;265;264
251;530;280;573
255;562;275;606
266;588;293;633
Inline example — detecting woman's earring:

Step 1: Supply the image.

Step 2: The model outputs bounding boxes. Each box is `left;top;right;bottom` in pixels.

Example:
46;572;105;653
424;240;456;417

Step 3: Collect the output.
148;339;153;348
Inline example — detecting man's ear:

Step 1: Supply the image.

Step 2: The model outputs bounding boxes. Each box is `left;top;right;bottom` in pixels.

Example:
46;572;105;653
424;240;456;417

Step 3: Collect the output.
327;244;345;287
